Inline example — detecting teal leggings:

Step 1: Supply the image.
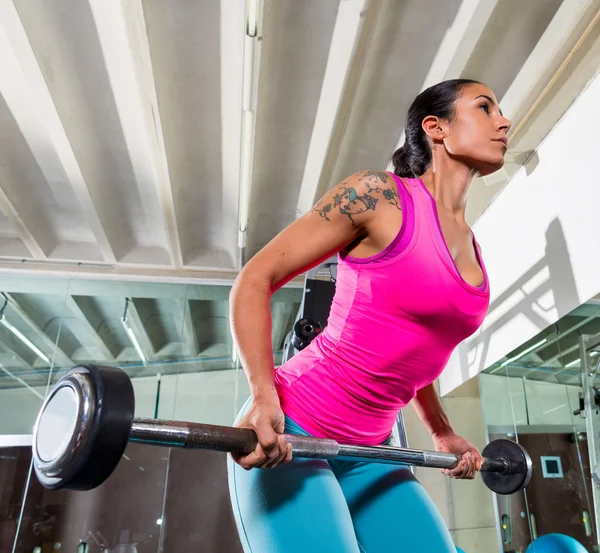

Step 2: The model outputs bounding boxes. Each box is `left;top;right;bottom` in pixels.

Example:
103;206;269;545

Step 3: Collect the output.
227;402;459;552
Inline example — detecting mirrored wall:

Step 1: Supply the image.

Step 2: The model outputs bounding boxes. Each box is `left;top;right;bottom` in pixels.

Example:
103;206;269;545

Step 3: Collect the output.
0;273;302;553
479;297;600;552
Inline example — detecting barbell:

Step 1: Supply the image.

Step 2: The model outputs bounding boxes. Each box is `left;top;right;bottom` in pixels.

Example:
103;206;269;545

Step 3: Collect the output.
31;364;533;495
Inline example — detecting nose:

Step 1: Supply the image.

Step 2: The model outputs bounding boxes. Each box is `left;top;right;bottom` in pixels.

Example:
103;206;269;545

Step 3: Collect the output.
497;116;511;134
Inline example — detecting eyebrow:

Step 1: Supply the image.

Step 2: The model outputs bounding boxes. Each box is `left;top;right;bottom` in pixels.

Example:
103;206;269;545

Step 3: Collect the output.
475;94;503;116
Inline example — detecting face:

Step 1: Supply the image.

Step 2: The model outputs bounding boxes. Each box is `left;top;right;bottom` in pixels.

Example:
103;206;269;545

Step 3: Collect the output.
437;83;511;176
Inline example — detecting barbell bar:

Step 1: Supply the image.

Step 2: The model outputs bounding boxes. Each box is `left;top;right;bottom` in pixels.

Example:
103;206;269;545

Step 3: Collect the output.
31;364;532;495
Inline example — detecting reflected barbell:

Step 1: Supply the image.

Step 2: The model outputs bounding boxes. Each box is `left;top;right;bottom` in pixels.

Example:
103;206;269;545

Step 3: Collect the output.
31;364;532;495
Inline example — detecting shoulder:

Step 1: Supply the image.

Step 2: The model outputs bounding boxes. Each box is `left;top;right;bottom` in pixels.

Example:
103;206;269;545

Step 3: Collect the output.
348;170;394;187
332;170;405;216
352;169;412;196
336;170;402;196
312;170;406;229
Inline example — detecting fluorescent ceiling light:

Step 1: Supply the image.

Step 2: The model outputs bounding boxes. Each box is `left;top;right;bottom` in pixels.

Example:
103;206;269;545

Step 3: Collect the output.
565;359;580;368
121;317;146;363
499;338;548;368
0;316;50;364
238;109;255;248
246;0;258;37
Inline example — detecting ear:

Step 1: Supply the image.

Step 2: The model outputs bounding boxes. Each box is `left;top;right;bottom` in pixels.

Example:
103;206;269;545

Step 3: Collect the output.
422;115;446;141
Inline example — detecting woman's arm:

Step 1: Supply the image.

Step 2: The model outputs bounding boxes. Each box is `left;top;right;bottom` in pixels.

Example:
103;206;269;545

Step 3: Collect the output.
231;171;383;400
411;382;453;438
411;382;483;479
230;170;398;469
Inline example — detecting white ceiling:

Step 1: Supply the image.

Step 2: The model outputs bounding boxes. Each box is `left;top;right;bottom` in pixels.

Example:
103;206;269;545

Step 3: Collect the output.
0;0;599;389
0;0;598;274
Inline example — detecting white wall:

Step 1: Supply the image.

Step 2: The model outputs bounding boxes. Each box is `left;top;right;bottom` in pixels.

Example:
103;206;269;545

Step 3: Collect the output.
0;369;251;436
440;70;600;395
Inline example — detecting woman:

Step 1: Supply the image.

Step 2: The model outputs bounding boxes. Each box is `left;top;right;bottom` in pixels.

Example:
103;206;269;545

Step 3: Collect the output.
227;79;511;552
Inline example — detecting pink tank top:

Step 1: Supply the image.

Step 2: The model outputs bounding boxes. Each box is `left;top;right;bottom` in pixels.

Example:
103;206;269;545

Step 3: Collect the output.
274;174;490;445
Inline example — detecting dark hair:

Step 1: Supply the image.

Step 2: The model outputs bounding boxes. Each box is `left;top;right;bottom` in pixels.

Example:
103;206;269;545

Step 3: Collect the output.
391;79;482;177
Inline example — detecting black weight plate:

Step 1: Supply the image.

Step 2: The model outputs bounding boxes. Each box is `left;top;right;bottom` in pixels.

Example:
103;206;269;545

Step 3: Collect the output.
481;439;533;495
292;318;322;351
34;364;135;491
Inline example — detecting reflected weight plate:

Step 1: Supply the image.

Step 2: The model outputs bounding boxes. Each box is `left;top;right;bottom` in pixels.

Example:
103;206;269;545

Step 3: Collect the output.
32;364;135;490
292;318;322;351
481;439;533;495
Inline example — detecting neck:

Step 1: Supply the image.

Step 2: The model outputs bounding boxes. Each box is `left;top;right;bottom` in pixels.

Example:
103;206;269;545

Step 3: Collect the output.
418;155;477;219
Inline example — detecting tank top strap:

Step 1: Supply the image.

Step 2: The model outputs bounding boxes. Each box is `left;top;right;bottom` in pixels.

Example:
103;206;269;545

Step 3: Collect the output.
387;173;411;206
391;176;432;234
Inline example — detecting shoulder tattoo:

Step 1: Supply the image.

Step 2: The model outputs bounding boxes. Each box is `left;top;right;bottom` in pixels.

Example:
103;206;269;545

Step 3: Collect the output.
311;170;401;226
313;185;377;227
358;171;401;211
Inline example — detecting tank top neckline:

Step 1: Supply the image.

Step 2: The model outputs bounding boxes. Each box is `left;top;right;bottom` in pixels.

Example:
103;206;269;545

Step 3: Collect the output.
412;177;489;295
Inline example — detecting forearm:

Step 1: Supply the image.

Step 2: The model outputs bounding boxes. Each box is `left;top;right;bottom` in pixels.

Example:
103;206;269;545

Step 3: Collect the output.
229;270;279;404
411;382;454;437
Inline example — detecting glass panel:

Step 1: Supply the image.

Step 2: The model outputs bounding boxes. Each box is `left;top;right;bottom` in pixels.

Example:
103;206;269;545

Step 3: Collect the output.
480;299;600;551
0;275;72;553
579;339;600;544
10;279;186;553
13;442;169;553
0;446;32;552
154;284;298;552
0;277;73;436
3;277;302;553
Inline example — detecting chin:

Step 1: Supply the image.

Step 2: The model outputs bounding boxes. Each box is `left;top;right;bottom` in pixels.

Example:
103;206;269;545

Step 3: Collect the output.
476;157;505;177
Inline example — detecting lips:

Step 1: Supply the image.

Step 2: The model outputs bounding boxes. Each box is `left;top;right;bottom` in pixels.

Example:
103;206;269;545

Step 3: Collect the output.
493;137;508;146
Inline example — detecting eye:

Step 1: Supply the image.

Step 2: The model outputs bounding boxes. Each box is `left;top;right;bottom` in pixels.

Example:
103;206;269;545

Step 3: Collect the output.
479;103;490;114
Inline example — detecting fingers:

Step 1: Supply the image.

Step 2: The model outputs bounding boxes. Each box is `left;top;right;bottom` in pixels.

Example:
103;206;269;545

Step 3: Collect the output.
254;422;289;469
254;421;280;459
231;432;292;471
262;435;292;469
442;452;478;480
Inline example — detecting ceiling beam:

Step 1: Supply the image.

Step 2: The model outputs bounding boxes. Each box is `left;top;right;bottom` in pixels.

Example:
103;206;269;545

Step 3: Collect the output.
423;0;500;85
503;0;600;136
295;0;381;217
0;12;53;259
0;259;306;288
0;0;117;264
0;184;47;260
0;338;32;369
123;0;184;268
534;343;579;370
87;0;178;267
2;293;72;368
178;298;199;358
64;296;114;362
298;0;500;210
